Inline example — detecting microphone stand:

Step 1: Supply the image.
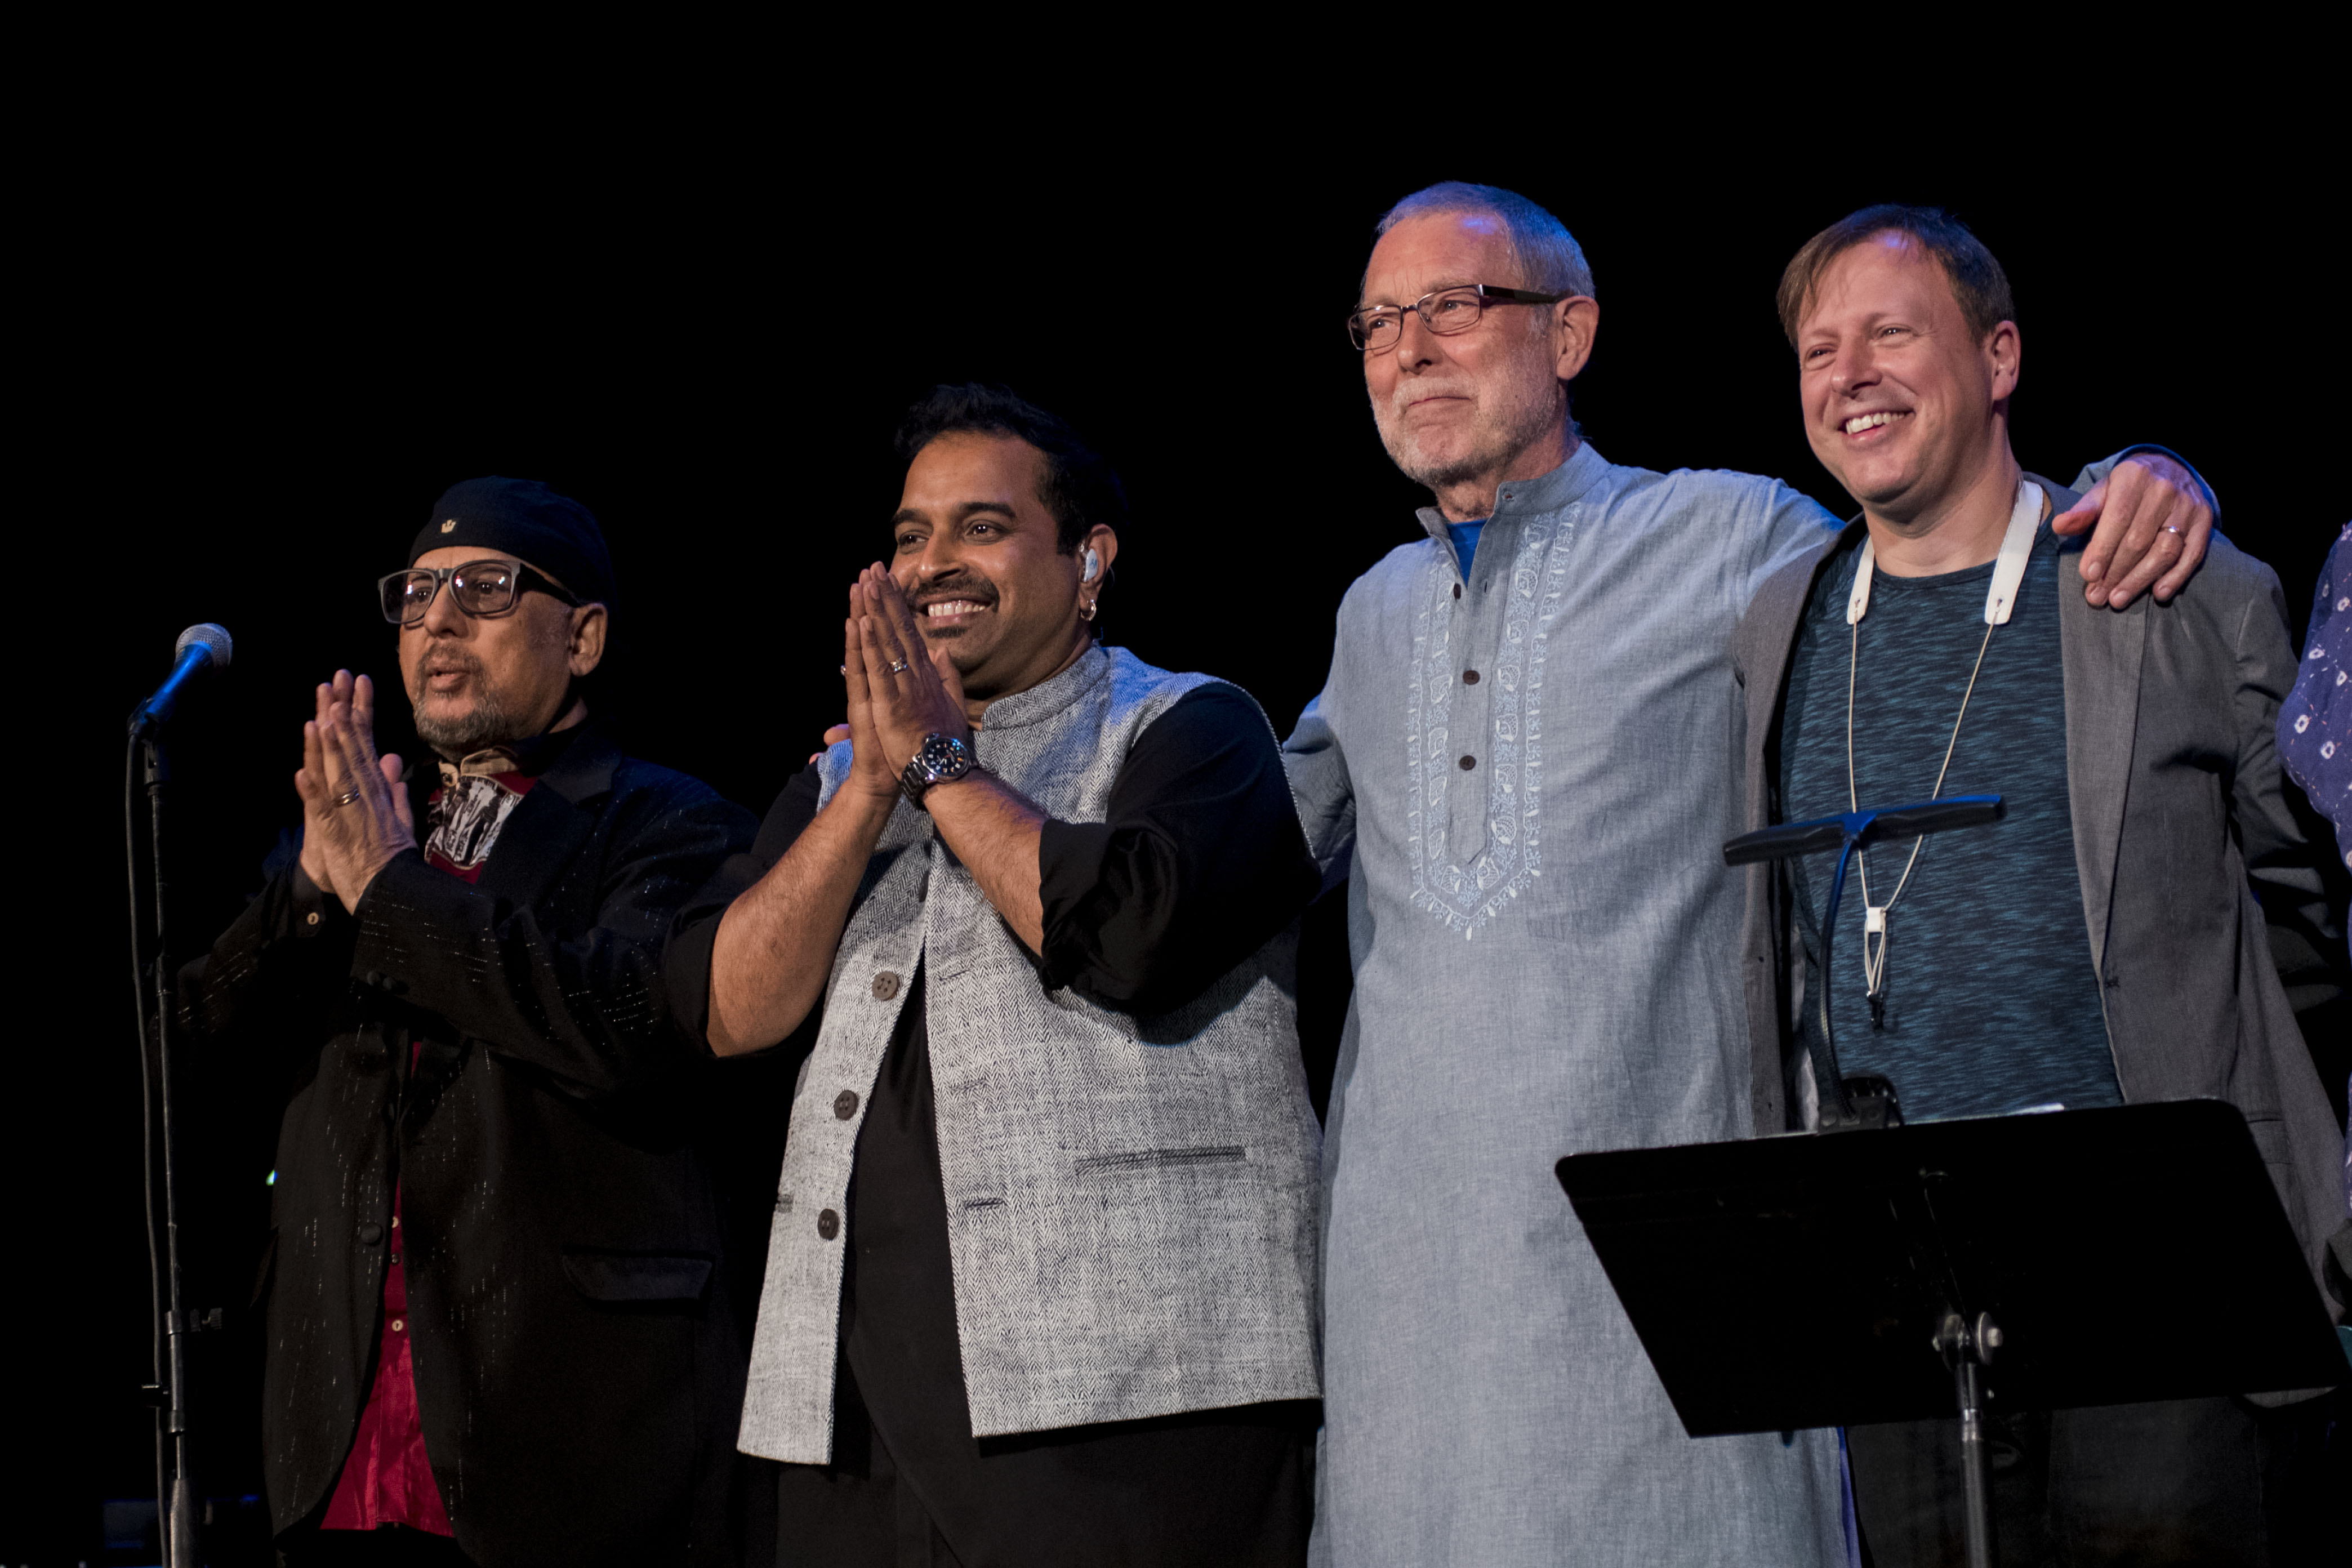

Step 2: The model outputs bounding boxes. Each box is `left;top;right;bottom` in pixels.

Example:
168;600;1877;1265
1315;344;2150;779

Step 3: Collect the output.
1723;791;2006;1564
127;724;203;1568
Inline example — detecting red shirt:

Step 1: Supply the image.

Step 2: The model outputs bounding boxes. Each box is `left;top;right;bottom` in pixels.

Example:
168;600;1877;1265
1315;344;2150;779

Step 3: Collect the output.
319;1186;452;1534
320;764;538;1534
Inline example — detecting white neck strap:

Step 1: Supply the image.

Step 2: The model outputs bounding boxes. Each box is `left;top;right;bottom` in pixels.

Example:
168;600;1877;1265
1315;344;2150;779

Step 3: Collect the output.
1847;479;2046;628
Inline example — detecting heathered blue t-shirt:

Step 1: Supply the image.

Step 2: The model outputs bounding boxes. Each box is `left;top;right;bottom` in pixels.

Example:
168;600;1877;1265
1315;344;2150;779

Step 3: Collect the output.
1778;518;2121;1121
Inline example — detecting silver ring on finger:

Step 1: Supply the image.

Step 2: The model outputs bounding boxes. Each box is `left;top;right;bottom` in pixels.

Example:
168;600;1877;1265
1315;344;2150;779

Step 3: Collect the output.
888;659;910;675
2161;523;2184;536
334;787;363;807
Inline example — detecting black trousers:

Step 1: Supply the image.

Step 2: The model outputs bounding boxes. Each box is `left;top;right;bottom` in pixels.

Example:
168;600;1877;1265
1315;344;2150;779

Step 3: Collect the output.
278;1524;479;1567
767;1366;1316;1568
1850;1392;2345;1567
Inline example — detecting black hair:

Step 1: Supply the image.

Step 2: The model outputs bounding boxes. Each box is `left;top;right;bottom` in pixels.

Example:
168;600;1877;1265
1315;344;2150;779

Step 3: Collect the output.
893;384;1126;555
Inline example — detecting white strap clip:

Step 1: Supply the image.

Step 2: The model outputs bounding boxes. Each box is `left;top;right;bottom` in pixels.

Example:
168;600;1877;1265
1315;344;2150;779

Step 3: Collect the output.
1847;479;2044;627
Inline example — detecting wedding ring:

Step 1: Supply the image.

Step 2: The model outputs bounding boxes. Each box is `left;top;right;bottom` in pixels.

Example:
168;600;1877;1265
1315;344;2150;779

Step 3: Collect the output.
888;659;910;674
333;787;363;807
2161;523;2184;535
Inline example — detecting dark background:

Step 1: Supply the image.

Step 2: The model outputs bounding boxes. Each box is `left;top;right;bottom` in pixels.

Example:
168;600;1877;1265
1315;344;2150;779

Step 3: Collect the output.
14;96;2345;1563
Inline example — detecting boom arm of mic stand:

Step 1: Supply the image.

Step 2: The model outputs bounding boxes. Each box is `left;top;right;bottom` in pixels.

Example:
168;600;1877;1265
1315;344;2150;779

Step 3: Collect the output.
1723;796;2004;1131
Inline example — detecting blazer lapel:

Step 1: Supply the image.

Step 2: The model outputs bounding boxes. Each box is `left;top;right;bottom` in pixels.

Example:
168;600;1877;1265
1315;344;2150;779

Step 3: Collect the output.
1744;521;1865;816
1758;525;1862;727
2044;476;2148;979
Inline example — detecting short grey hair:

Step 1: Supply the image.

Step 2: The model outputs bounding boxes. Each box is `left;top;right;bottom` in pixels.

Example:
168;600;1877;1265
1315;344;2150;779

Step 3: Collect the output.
1372;181;1596;300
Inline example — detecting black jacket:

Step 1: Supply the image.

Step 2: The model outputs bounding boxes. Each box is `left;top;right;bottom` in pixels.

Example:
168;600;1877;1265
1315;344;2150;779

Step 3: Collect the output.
176;723;762;1565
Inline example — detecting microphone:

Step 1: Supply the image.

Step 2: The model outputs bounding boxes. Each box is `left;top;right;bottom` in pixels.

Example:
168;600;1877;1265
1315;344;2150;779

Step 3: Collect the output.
130;623;234;737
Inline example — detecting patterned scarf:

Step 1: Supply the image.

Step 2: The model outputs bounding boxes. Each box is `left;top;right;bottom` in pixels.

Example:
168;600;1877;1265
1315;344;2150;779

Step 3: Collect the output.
423;746;536;880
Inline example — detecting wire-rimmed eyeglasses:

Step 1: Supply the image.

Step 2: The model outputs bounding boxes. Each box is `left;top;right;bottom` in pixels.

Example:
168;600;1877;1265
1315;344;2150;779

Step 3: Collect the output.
378;558;581;626
1347;283;1569;353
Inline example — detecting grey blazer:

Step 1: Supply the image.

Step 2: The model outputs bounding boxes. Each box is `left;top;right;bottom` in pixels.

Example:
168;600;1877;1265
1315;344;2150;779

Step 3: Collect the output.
1730;476;2349;1317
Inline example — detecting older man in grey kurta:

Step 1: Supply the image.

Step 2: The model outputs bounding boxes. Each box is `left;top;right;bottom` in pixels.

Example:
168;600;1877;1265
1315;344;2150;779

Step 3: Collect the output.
1287;444;1850;1565
1290;182;2220;1568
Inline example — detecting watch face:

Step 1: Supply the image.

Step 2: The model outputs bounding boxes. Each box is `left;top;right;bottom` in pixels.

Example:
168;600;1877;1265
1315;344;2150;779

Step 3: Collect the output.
919;734;968;779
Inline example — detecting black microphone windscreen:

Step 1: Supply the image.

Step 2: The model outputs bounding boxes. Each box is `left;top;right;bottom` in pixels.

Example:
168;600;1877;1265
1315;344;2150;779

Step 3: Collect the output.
175;623;233;670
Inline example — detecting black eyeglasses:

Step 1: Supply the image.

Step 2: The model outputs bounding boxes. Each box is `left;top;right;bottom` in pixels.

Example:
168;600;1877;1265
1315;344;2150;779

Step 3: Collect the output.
1347;283;1569;353
378;559;581;626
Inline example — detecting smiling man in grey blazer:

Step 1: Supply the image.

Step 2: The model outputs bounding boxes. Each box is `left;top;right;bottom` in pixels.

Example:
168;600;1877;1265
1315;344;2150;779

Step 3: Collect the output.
1731;205;2349;1566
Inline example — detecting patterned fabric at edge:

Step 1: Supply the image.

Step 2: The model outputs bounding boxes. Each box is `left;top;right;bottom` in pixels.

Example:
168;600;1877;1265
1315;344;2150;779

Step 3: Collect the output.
2280;522;2351;867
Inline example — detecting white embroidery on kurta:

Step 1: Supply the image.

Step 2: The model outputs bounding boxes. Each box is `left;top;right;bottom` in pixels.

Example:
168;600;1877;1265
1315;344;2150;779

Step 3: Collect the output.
1405;515;1573;936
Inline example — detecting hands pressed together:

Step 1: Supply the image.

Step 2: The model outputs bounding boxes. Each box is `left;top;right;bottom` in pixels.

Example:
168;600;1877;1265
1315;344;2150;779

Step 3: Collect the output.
294;670;418;915
2052;452;2216;608
839;567;971;803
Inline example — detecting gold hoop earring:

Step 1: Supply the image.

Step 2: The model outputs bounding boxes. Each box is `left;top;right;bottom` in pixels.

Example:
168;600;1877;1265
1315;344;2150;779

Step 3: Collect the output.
1079;599;1097;622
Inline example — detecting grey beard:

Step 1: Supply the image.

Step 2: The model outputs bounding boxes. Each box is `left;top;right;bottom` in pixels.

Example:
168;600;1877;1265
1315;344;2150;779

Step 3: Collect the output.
411;672;532;759
1376;384;1568;496
1389;440;1491;493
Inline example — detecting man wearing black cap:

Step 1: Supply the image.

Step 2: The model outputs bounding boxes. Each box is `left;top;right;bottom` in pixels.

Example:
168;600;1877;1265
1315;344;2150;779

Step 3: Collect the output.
175;478;761;1565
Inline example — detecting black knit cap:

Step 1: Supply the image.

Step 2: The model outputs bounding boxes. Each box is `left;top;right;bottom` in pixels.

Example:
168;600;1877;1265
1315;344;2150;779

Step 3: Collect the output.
409;476;617;608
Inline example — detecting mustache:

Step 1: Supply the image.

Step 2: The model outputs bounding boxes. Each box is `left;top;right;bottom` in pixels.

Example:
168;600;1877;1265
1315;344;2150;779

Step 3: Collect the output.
912;573;997;607
1384;376;1480;418
414;647;487;679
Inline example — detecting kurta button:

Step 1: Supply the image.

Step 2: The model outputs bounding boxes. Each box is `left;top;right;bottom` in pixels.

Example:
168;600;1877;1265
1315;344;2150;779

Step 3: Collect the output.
834;1090;859;1120
305;911;320;926
1463;669;1480;685
359;1223;384;1245
1459;755;1476;770
817;1209;840;1240
389;1318;404;1333
871;972;900;1001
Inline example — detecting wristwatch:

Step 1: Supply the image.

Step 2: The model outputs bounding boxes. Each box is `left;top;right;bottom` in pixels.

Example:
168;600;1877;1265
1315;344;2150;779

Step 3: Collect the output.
899;733;974;808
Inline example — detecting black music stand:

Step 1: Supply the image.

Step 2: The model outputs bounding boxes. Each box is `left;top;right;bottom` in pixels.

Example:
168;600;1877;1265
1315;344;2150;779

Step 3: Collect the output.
1553;794;2345;1566
1556;1102;2343;1566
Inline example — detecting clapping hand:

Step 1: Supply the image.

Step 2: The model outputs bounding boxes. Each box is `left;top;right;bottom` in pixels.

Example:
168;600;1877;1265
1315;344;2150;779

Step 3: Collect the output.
293;670;418;914
840;567;970;801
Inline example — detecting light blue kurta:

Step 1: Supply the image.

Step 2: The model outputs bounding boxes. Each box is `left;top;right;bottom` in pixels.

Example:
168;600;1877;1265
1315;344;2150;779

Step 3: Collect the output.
1285;442;1846;1567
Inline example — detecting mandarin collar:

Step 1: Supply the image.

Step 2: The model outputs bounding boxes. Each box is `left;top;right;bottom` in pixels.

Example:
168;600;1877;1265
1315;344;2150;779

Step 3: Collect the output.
969;642;1113;732
434;718;590;785
1414;440;1612;546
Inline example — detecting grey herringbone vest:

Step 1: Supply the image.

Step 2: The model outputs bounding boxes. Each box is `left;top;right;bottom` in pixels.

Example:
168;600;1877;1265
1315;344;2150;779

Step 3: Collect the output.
736;645;1322;1464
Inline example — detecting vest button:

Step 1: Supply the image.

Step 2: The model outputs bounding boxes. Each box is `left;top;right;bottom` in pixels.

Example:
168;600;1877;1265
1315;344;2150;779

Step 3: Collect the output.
1451;583;1462;599
1463;669;1480;685
1458;755;1476;770
817;1209;840;1241
871;972;901;1001
358;1223;384;1246
834;1090;859;1120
